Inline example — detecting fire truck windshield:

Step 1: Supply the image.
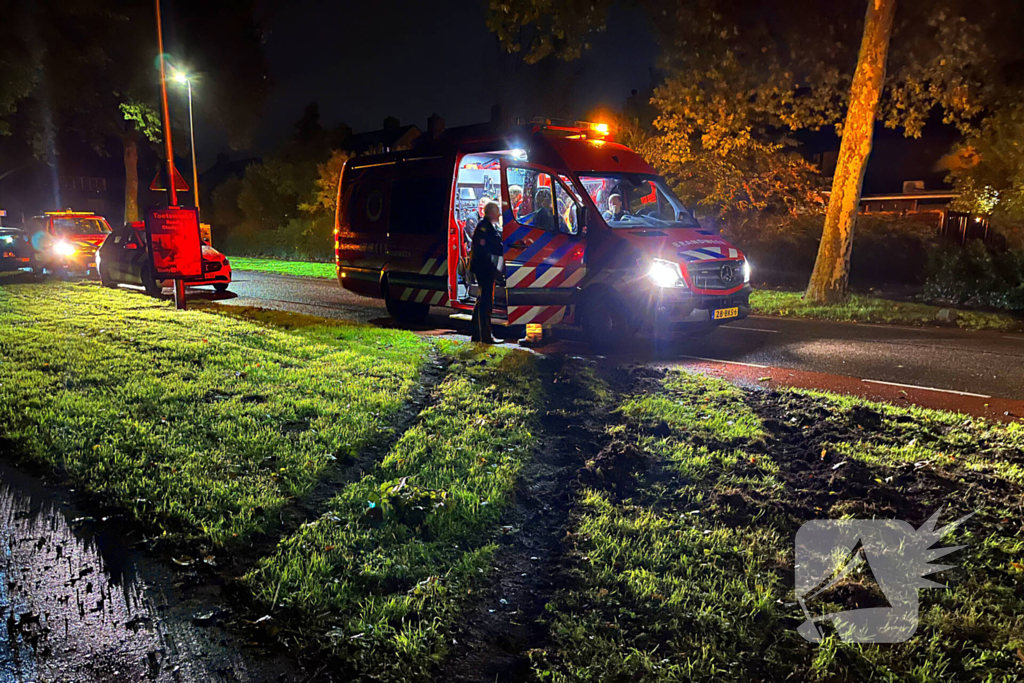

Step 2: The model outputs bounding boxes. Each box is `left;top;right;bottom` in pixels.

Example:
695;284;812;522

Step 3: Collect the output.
52;217;110;237
578;174;699;229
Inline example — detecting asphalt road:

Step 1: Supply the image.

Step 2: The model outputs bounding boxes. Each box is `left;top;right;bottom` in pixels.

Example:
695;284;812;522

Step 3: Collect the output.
216;270;1024;402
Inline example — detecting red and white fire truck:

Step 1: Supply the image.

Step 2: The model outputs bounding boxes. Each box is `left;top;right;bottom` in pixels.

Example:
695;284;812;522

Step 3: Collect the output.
335;119;752;347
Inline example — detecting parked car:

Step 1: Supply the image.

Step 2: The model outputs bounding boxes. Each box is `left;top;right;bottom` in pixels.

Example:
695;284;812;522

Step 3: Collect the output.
0;225;34;273
96;222;232;294
24;210;112;277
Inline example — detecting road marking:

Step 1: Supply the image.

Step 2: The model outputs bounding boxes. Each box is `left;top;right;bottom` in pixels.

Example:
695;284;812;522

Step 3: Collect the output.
1003;335;1024;342
860;378;991;398
676;355;770;369
722;325;780;333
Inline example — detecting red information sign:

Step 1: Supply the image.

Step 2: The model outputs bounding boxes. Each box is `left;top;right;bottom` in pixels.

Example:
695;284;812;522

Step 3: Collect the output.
145;206;202;279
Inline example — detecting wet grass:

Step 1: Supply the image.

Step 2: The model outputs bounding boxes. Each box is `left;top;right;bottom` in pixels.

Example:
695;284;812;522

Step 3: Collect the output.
0;281;427;546
4;278;1023;680
751;289;1021;331
536;370;1024;682
228;256;335;279
244;342;543;681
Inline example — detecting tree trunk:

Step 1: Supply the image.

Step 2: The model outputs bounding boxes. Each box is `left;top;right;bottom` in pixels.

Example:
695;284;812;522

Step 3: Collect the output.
805;0;897;303
123;131;139;224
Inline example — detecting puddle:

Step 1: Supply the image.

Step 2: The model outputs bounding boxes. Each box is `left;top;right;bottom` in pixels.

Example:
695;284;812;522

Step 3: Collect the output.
0;464;301;682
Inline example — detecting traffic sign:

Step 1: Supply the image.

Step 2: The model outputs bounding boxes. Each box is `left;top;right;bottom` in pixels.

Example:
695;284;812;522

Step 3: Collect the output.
150;165;190;192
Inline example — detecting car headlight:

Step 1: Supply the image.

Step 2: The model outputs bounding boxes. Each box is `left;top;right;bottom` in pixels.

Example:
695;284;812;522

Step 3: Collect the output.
1;236;13;245
53;240;76;257
743;259;751;283
647;258;686;288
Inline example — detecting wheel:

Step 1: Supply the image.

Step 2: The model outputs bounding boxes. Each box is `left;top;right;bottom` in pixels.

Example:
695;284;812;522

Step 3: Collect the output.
580;291;636;351
383;277;429;324
99;263;116;288
213;282;229;293
142;266;161;296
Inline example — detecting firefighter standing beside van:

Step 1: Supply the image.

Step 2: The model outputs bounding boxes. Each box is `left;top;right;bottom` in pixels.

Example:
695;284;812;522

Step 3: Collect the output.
470;201;504;343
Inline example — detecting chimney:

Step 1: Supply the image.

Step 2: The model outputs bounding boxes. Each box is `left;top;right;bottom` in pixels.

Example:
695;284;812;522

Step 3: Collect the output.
427;113;445;138
383;116;400;132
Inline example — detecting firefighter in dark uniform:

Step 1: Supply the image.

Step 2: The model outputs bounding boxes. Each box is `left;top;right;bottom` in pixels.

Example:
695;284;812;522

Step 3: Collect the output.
470;201;505;343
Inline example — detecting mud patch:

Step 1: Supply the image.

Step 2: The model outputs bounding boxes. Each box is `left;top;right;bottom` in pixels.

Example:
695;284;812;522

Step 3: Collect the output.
0;463;301;682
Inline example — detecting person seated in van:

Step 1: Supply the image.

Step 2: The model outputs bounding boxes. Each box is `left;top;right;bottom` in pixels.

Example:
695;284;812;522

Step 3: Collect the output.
533;187;555;230
603;193;627;222
470;201;505;344
508;185;524;215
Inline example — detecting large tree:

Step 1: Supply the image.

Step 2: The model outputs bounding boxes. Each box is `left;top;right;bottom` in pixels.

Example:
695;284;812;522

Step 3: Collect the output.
0;0;268;222
488;0;1020;301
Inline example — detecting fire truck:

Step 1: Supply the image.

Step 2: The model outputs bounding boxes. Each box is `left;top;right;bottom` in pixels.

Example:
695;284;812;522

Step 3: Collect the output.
335;119;752;347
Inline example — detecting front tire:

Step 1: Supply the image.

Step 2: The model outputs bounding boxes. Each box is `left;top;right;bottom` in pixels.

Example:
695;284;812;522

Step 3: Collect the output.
580;292;635;352
99;263;116;288
142;266;161;296
213;282;229;293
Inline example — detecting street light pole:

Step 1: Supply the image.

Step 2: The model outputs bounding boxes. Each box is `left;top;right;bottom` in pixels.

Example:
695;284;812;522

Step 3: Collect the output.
154;0;186;310
184;77;200;215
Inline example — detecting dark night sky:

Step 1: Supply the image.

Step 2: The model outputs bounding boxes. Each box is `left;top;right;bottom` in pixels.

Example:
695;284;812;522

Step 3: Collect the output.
189;0;954;194
197;0;658;165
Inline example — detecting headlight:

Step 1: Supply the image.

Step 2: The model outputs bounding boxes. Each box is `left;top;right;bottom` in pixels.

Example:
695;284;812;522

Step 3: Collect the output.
1;236;13;245
743;260;751;283
647;258;686;288
53;240;76;257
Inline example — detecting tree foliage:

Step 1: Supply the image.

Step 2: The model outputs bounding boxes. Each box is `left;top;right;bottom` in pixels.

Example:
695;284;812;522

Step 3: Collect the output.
0;0;268;219
490;0;1015;138
946;103;1024;249
489;0;1024;300
214;105;351;261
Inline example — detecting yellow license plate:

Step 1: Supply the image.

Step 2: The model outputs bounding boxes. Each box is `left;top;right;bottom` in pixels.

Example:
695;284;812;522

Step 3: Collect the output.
713;307;739;320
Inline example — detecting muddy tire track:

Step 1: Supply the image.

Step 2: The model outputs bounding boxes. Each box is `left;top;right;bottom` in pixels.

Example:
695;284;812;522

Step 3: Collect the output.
440;356;631;683
224;351;452;575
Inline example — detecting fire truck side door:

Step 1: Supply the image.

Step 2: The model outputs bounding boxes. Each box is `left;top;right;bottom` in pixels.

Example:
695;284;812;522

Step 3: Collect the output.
499;160;586;327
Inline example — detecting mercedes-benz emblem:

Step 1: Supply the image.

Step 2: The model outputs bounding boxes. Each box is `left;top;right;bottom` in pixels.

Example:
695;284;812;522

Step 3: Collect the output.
720;264;735;282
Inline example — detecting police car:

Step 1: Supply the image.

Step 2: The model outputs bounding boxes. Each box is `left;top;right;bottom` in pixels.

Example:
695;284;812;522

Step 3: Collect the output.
96;221;232;295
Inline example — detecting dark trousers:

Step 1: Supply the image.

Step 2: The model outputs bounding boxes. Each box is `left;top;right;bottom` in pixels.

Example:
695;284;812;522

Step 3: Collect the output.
471;272;495;342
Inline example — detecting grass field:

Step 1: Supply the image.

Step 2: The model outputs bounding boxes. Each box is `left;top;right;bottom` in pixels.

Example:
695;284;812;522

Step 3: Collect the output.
535;370;1024;682
2;278;1022;681
0;281;427;545
750;289;1022;331
228;256;335;279
246;343;543;679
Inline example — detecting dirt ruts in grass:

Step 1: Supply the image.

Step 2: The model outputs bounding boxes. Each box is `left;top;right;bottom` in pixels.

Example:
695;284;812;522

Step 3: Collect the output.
221;351;453;579
728;391;1018;533
441;357;630;683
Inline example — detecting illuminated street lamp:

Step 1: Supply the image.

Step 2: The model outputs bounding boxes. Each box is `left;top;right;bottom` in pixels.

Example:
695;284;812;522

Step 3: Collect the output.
171;71;201;215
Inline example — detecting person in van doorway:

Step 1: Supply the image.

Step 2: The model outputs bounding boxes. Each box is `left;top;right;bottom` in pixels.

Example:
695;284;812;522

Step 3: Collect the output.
603;193;626;222
470;200;505;343
534;187;555;230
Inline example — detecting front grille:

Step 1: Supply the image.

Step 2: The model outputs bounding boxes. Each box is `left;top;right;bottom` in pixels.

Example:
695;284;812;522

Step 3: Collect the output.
687;259;743;290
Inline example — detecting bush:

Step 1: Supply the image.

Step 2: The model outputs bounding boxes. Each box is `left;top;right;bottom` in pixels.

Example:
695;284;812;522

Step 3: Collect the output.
220;214;334;262
725;213;942;288
923;241;1024;310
